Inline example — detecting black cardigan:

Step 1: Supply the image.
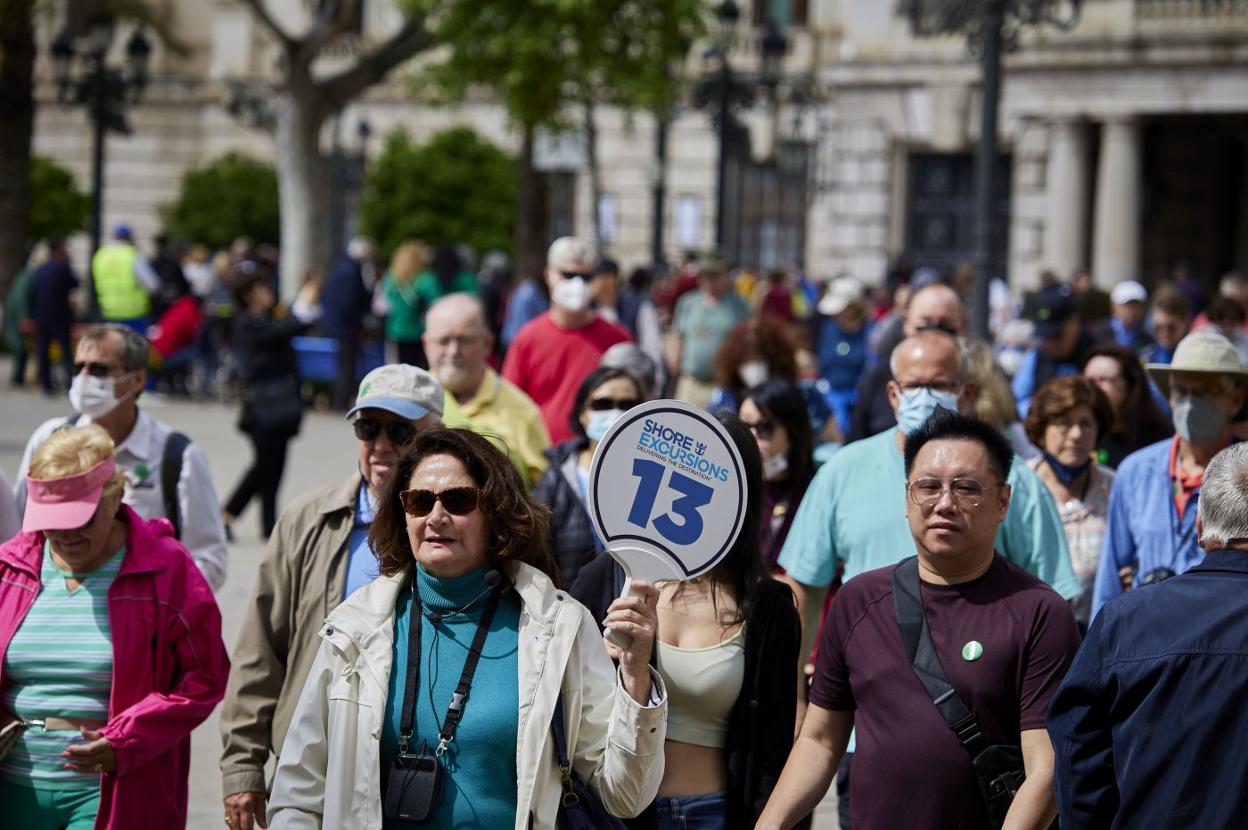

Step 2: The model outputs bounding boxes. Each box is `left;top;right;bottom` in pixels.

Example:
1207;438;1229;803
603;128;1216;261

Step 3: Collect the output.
569;555;803;829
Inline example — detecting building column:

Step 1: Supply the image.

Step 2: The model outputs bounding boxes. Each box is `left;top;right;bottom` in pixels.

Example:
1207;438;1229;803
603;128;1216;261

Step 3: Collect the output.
1092;115;1143;286
1044;117;1091;278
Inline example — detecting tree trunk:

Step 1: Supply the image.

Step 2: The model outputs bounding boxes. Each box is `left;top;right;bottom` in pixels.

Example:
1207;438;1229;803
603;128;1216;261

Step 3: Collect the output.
274;92;330;298
583;98;604;254
514;123;547;282
0;1;36;299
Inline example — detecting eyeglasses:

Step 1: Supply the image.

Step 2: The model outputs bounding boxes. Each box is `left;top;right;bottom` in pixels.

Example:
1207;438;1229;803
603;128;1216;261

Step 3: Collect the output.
427;334;482;351
906;478;1002;512
742;418;776;440
587;397;639;412
353;418;417;446
558;269;592;281
399;487;483;517
73;361;123;378
895;381;962;394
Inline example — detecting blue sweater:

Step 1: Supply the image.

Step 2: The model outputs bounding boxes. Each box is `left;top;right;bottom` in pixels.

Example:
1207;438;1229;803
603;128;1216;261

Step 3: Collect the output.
382;564;521;828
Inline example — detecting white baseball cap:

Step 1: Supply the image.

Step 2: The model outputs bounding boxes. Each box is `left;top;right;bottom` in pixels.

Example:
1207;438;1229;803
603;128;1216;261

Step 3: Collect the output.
818;275;866;316
346;364;444;422
1110;280;1148;305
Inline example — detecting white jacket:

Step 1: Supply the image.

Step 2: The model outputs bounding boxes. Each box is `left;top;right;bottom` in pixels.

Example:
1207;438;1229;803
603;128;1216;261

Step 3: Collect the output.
268;561;667;830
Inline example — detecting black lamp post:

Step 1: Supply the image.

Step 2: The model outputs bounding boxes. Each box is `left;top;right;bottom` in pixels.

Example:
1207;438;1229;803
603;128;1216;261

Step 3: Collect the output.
51;15;152;264
699;1;788;256
906;0;1080;340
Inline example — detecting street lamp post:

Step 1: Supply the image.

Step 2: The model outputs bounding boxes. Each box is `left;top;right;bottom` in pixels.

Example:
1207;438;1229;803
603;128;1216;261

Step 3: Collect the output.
906;0;1081;340
700;1;787;258
51;15;152;261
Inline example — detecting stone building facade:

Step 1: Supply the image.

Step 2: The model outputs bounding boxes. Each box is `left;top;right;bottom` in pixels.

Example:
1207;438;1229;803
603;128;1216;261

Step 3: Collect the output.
29;1;1248;292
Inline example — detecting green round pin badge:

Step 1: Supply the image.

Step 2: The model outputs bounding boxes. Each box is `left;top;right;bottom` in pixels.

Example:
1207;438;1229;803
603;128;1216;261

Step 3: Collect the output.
961;641;984;662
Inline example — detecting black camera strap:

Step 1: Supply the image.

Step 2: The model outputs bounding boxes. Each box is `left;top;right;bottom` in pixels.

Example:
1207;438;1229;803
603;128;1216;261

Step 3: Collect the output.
398;579;502;758
891;555;987;757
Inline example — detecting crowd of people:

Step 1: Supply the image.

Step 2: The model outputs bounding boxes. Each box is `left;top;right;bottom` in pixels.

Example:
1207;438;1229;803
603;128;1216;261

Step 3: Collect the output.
3;228;1248;829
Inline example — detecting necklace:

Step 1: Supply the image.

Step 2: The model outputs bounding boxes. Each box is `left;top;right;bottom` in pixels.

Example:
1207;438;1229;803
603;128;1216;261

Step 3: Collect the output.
419;582;498;623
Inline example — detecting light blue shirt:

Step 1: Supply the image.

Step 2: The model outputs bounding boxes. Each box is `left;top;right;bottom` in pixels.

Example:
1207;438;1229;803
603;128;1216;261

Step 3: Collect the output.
343;483;379;599
1092;437;1205;619
777;427;1080;599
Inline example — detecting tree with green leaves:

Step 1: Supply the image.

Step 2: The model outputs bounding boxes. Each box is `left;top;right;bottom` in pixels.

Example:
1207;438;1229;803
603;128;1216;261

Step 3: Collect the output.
28;156;91;245
359;127;516;258
162;152;280;250
416;0;704;273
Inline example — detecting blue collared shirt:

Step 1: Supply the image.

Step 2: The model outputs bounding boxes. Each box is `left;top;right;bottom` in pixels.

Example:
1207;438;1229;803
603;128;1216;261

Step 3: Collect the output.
343;482;379;599
1092;437;1204;618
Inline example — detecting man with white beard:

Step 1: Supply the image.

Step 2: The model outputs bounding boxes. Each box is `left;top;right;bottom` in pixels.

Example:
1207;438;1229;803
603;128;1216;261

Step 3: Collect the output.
424;292;551;486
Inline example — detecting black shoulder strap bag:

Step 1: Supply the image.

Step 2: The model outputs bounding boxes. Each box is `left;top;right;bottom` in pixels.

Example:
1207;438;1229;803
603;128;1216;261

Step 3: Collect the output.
891;556;1035;830
384;582;501;824
549;695;627;830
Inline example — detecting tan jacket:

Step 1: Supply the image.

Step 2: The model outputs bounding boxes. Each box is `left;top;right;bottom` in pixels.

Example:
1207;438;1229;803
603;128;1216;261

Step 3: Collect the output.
219;472;361;798
267;561;667;830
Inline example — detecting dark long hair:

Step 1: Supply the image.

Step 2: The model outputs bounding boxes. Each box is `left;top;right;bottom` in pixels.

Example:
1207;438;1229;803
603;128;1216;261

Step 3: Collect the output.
431;245;462;293
1080;343;1171;443
742;380;814;491
369;428;558;584
566;366;643;441
697;410;769;627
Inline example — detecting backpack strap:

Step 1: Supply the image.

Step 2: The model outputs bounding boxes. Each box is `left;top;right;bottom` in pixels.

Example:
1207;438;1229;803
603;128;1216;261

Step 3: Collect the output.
162;431;191;539
891;556;987;757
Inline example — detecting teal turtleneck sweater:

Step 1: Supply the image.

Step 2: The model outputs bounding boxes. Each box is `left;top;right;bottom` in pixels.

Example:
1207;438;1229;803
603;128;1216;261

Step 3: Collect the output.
381;564;521;828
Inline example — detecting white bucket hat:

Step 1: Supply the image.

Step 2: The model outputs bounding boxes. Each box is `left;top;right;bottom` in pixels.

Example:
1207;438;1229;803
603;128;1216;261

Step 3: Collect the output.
1147;331;1248;420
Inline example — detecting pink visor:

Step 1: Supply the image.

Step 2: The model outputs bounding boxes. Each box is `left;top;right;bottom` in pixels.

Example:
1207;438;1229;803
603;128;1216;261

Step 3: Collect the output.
23;458;116;533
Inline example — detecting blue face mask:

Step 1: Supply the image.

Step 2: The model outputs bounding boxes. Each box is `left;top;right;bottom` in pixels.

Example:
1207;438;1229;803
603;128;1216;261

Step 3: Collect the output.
1042;451;1091;487
896;386;961;435
586;409;624;442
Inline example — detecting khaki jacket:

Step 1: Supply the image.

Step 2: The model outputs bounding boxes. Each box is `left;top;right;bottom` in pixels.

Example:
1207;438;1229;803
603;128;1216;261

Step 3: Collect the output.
267;561;667;830
219;473;361;798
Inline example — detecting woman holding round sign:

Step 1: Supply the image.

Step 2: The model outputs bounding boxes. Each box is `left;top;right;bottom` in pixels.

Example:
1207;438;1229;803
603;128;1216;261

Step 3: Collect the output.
267;427;668;829
571;410;802;830
534;366;648;587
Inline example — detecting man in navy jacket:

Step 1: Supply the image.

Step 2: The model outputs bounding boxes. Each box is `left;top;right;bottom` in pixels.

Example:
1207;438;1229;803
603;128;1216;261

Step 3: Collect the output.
1048;440;1248;829
320;237;374;410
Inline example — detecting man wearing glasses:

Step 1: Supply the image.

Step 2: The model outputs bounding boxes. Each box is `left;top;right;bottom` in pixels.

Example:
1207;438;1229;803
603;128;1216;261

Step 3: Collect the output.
758;409;1079;830
13;323;228;587
777;329;1077;828
220;363;443;830
502;236;632;444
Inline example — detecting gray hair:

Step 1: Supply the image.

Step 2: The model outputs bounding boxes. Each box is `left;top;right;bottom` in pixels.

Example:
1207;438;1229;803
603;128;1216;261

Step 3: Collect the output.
600;343;657;399
80;323;150;372
1198;442;1248;548
546;236;594;269
889;329;969;381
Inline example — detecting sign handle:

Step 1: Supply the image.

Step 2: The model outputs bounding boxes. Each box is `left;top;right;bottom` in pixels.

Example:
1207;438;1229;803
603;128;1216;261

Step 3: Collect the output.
604;576;636;650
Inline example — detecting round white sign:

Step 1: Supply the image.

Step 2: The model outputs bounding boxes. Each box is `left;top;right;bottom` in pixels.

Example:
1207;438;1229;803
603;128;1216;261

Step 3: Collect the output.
587;400;747;583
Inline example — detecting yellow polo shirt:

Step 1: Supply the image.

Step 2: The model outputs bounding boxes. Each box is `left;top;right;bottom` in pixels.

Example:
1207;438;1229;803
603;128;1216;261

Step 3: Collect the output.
442;368;551;488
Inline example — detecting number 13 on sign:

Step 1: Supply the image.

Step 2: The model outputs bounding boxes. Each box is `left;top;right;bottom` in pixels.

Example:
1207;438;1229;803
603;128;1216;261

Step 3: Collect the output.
627;459;715;546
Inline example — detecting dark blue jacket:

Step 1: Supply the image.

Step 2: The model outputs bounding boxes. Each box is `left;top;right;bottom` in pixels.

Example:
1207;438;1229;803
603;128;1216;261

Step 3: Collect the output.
318;256;370;339
1048;548;1248;829
29;259;78;331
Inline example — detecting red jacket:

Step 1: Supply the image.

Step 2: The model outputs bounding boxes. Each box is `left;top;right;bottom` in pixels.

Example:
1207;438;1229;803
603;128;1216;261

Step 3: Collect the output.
0;505;229;829
149;294;203;359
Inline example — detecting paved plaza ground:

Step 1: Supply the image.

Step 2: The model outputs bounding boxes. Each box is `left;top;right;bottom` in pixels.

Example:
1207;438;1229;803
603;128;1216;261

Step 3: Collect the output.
1;374;839;828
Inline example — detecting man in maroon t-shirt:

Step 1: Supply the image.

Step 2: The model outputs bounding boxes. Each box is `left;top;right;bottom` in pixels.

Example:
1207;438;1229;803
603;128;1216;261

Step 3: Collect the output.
758;409;1080;830
502;236;631;444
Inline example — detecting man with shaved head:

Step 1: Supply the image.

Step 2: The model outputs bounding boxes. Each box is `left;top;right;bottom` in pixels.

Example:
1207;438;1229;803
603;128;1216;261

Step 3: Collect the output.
425;292;550;486
847;281;968;442
778;329;1077;827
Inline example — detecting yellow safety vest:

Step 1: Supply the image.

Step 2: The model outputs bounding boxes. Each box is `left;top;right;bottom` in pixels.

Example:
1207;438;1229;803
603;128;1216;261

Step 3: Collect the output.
92;243;151;320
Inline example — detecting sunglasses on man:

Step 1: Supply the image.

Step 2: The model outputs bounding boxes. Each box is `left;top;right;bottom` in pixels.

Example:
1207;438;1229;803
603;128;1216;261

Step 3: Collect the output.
73;361;126;378
557;269;593;281
353;418;417;446
399;487;483;517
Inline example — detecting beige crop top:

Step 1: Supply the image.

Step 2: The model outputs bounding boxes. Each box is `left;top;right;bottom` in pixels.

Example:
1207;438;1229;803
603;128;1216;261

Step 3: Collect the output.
653;627;746;749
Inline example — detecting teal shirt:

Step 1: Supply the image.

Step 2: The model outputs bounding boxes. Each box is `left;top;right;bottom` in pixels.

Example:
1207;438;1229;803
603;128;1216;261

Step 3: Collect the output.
778;428;1080;599
385;270;480;343
0;542;125;789
381;564;521;828
673;290;751;381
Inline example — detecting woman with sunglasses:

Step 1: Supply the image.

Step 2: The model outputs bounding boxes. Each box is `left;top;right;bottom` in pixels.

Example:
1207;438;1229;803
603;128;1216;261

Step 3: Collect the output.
571;412;802;830
268;428;667;829
0;424;229;829
222;261;319;540
739;381;815;570
533;366;646;587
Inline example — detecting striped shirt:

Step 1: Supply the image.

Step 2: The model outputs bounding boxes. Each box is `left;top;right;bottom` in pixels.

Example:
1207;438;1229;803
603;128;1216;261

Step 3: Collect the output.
0;541;123;788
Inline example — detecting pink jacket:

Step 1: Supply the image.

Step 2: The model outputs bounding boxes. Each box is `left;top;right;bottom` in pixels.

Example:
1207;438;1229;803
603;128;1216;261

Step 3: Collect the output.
0;505;230;829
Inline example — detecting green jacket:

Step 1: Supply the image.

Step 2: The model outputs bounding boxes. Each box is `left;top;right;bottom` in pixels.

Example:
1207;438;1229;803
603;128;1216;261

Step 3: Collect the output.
4;268;33;352
383;269;479;343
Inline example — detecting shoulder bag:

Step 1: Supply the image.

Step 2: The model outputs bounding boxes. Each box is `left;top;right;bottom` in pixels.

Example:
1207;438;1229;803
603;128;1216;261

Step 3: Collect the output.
550;694;628;830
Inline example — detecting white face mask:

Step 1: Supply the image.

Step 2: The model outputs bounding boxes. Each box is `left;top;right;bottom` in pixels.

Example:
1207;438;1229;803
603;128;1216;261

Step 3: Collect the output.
739;360;769;388
762;452;789;481
552;276;591;312
69;373;134;418
585;409;624;442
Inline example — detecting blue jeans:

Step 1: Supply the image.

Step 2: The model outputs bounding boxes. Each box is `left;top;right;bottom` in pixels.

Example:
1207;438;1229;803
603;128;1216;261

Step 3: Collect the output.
654;791;728;830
